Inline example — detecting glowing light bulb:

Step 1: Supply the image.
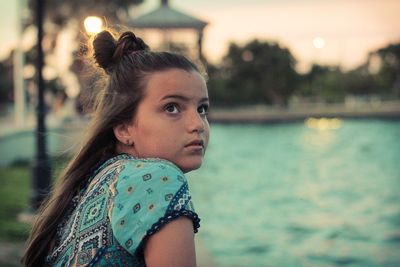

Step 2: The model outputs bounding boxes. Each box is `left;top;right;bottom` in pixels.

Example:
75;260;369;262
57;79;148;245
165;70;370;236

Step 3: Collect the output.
84;16;103;35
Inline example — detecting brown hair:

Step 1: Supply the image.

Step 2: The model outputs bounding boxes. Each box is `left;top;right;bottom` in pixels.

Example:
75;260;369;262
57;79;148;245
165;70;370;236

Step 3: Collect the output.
22;29;200;266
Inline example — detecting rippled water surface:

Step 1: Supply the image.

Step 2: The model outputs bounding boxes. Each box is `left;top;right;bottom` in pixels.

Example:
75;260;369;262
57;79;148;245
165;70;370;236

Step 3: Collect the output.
188;119;400;267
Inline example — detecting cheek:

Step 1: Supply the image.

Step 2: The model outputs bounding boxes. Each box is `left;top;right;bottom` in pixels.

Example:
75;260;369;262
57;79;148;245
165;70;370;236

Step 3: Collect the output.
135;122;176;151
132;121;156;148
204;121;210;147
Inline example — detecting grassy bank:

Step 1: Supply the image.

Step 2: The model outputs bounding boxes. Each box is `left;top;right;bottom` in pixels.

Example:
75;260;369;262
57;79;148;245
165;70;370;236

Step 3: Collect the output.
0;160;67;267
0;157;68;242
0;166;31;242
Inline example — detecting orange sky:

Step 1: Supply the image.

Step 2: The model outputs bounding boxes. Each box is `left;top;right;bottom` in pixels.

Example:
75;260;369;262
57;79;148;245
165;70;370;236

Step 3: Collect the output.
140;0;400;72
1;0;400;73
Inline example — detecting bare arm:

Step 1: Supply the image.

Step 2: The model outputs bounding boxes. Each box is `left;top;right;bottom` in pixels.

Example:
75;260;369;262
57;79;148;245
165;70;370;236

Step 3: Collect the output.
144;217;197;267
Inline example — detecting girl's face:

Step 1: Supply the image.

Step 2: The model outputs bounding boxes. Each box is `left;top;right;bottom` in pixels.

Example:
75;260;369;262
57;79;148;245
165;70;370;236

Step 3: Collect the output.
127;68;210;173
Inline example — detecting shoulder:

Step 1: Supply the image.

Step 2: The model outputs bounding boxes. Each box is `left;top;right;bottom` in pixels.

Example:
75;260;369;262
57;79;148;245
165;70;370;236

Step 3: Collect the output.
108;155;200;255
119;157;185;181
110;156;187;192
90;154;185;186
110;156;189;216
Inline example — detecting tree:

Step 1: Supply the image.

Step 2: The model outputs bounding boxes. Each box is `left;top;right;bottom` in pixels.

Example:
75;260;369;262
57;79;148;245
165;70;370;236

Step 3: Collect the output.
298;64;332;97
27;0;144;27
342;66;376;96
370;43;400;97
298;64;347;103
212;39;299;106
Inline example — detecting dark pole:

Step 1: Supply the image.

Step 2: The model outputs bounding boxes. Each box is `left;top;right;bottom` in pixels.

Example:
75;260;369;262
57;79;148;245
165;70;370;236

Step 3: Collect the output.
198;30;203;61
32;0;51;211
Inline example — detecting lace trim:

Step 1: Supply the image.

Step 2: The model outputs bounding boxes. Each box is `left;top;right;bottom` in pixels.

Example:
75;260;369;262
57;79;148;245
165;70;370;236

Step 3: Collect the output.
147;210;201;236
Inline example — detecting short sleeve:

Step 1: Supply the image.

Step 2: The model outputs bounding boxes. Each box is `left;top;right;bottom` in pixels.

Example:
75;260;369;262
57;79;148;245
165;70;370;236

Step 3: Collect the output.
110;159;200;255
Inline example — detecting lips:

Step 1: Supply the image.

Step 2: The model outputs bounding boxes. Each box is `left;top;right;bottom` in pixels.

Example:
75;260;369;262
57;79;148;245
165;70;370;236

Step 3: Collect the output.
185;139;204;148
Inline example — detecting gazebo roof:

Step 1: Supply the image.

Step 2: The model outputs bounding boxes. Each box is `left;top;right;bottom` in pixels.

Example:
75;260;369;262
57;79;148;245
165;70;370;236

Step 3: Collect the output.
130;5;208;30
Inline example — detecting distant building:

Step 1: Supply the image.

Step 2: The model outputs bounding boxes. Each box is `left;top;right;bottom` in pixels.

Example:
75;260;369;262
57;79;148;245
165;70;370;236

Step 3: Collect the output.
129;0;208;61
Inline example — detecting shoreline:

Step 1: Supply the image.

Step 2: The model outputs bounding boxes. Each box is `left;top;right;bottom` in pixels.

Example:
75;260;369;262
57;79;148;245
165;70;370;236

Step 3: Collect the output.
208;103;400;123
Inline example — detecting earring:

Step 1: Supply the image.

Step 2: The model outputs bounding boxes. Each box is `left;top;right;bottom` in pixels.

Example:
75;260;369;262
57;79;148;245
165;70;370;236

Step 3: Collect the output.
126;140;132;146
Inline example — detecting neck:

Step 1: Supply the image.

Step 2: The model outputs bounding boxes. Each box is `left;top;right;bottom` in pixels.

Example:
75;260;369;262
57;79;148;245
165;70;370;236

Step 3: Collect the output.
115;142;137;156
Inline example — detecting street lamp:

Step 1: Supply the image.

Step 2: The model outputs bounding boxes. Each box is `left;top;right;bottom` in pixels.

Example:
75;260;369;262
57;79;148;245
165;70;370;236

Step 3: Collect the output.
84;16;103;35
32;0;51;211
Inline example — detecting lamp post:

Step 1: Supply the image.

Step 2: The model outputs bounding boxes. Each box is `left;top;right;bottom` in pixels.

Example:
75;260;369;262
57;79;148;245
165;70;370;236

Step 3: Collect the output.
32;0;51;211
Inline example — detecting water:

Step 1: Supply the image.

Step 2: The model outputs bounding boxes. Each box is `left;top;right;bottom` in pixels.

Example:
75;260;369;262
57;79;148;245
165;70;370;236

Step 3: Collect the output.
188;119;400;267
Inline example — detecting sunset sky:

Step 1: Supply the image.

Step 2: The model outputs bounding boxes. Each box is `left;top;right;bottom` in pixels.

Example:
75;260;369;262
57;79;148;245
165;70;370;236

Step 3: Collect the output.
1;0;399;72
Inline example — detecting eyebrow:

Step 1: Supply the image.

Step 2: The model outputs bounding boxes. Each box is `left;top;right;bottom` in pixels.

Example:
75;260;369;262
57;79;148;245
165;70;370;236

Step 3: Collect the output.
160;94;209;103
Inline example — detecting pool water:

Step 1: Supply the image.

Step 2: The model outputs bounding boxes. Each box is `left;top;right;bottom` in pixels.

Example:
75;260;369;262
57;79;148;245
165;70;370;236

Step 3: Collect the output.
188;119;400;267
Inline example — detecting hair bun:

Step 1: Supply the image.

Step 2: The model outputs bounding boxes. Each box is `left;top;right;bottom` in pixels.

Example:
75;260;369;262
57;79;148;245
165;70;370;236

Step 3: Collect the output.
116;32;149;55
92;30;150;73
92;31;117;71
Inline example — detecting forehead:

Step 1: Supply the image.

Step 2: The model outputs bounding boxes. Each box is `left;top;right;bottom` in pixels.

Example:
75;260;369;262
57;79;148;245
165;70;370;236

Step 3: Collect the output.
144;68;208;100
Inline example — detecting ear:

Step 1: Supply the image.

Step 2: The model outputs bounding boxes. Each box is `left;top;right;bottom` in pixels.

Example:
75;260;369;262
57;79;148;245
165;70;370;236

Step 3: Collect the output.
113;123;134;145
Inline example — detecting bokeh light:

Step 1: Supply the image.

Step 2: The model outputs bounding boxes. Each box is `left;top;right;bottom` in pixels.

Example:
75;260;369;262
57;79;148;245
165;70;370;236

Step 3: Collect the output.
313;36;326;49
84;16;103;35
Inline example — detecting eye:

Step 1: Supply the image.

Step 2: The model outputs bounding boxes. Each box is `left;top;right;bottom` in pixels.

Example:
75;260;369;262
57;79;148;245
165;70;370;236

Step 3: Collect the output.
165;103;180;114
198;104;209;115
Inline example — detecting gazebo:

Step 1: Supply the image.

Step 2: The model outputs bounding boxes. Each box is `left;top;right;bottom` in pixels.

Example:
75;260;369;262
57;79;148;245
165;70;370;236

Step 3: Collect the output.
129;0;208;60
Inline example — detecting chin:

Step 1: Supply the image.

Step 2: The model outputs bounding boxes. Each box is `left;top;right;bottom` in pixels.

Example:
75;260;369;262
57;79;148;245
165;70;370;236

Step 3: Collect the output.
178;160;203;174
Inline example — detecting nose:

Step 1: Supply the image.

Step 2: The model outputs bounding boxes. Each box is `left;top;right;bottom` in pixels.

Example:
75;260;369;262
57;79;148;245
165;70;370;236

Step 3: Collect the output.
187;110;205;133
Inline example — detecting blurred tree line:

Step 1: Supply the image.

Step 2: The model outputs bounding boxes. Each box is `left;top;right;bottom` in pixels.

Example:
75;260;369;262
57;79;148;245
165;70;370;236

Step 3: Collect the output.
0;0;399;108
207;41;400;107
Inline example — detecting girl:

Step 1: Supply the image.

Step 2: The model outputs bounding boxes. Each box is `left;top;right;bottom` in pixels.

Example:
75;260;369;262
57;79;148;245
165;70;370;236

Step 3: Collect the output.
22;30;210;267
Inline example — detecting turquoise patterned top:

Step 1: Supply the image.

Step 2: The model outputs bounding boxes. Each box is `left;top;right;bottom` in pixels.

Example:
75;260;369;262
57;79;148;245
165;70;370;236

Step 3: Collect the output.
46;154;200;266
